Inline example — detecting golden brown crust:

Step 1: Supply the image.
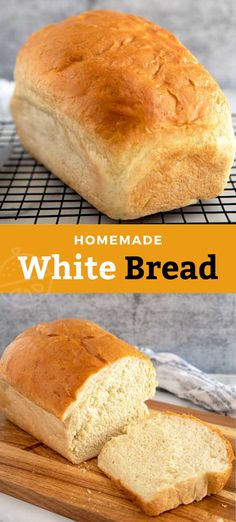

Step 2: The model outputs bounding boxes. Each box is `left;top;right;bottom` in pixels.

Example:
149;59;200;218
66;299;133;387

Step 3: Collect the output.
0;319;149;419
14;10;229;145
99;411;234;517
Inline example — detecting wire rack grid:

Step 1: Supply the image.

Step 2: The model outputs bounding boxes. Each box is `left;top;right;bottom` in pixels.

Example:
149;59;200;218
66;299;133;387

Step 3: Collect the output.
0;116;235;224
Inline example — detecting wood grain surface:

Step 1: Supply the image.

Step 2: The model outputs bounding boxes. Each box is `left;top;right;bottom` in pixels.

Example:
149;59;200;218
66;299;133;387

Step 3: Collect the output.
0;400;235;522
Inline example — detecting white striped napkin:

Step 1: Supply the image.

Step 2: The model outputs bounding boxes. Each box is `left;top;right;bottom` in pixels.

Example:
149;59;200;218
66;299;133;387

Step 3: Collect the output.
0;79;14;120
141;349;236;414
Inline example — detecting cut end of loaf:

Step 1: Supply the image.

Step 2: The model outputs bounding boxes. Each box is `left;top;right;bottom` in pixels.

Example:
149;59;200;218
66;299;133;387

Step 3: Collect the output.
66;356;156;463
98;411;234;516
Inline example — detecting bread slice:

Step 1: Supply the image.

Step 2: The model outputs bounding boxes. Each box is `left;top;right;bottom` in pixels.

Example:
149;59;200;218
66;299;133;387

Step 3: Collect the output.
0;319;156;464
98;411;234;516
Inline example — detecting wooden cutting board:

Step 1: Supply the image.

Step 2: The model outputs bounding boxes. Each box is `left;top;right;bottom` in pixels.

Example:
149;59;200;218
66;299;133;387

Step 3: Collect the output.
0;400;235;522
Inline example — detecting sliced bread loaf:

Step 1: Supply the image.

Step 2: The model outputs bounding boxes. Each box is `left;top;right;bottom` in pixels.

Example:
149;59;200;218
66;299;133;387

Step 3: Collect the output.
0;319;156;463
98;411;234;516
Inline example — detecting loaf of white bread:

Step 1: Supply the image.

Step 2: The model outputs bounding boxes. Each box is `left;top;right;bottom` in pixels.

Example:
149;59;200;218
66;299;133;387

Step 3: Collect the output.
0;319;156;463
11;10;235;220
98;412;234;516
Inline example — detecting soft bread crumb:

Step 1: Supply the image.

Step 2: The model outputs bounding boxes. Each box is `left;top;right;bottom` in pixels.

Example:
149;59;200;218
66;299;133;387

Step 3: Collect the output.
67;357;155;463
98;412;234;516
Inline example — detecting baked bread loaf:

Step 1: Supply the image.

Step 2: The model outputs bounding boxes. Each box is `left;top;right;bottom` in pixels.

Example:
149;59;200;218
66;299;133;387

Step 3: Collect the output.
11;10;235;220
98;412;234;516
0;319;156;463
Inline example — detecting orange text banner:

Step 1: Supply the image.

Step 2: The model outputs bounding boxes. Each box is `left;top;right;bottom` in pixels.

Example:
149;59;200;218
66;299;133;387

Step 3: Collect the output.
0;225;234;293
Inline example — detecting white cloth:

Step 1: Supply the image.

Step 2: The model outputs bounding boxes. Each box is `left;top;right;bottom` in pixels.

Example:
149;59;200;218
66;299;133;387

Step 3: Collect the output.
141;349;236;414
0;79;15;120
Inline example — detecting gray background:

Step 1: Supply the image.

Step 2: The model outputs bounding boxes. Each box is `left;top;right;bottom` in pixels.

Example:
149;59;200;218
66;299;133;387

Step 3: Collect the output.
0;293;235;373
0;0;236;88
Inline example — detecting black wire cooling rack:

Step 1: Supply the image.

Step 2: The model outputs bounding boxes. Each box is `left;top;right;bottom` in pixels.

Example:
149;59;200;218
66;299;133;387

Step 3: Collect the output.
0;116;235;224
